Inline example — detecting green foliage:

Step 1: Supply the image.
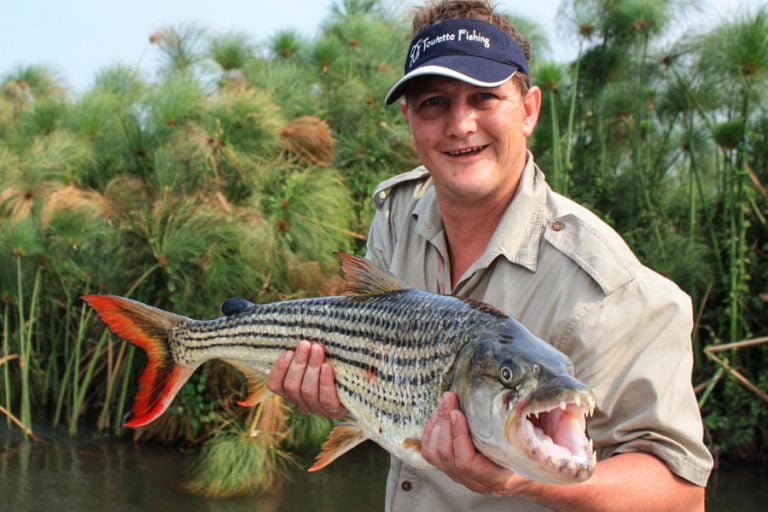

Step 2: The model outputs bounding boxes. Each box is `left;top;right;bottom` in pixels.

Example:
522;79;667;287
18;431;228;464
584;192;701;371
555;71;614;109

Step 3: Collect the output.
283;412;334;454
257;164;356;278
205;85;284;157
705;370;768;457
698;7;768;94
185;429;289;498
0;217;44;259
269;30;305;60
210;32;254;72
145;73;207;132
150;24;207;74
713;119;744;150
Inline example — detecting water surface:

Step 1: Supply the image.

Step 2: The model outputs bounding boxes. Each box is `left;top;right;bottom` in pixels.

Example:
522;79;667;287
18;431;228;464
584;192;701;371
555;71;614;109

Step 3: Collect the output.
1;425;764;511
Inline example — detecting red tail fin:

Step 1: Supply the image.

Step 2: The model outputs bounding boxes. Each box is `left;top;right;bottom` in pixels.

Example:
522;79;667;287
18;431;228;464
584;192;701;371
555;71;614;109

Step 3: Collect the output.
82;295;196;428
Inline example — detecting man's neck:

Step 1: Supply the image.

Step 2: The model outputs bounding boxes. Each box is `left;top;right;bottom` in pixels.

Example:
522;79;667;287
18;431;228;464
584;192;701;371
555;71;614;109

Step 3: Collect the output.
438;191;514;288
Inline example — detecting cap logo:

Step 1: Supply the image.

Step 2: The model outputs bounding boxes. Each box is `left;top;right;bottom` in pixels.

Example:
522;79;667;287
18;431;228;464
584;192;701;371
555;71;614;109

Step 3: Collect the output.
409;28;494;69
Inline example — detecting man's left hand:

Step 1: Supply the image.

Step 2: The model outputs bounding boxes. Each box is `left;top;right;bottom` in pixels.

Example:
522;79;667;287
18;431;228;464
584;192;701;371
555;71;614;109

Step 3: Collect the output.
421;391;528;496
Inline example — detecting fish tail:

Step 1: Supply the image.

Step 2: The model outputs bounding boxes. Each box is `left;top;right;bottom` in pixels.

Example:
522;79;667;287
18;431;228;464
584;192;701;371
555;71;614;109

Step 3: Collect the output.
82;294;196;428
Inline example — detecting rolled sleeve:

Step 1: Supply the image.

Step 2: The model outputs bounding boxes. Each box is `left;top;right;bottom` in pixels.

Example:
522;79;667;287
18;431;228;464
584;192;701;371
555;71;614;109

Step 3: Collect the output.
566;271;713;487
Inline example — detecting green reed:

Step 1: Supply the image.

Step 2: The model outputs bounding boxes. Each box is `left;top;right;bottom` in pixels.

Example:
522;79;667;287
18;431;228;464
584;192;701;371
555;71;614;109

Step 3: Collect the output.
14;256;43;439
2;302;11;427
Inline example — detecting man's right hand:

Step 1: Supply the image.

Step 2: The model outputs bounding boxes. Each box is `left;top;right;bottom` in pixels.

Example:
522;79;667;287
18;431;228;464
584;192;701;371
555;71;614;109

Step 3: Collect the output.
266;339;347;419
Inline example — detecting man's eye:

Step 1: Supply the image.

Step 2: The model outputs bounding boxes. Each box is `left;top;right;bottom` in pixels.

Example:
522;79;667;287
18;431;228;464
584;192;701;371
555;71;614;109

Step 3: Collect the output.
421;96;445;107
473;92;497;103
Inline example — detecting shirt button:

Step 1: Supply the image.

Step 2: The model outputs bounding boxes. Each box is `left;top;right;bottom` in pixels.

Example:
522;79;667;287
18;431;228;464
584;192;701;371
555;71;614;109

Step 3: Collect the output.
551;221;565;232
401;480;413;491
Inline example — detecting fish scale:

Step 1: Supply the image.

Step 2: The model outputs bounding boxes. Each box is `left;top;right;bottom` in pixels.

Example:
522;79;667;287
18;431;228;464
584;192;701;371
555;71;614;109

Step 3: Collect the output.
171;290;488;431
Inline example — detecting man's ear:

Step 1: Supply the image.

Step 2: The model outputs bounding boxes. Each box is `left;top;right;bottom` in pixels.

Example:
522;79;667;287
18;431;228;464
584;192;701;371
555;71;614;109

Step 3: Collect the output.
522;86;542;138
400;98;409;120
400;99;414;141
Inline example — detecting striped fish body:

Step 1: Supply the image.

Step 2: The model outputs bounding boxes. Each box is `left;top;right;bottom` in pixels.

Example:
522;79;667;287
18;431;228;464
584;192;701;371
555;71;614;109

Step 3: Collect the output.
173;289;498;467
83;253;596;482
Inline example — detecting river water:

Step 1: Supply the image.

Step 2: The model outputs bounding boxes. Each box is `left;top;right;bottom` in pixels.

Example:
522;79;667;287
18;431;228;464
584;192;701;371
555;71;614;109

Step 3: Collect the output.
1;425;765;511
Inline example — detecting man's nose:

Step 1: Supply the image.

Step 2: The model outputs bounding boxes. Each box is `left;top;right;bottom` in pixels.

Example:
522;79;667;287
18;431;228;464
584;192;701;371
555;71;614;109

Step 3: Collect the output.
445;101;478;137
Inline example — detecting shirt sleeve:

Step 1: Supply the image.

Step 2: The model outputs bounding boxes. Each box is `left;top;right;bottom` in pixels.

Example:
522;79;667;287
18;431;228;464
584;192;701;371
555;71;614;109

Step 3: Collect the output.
563;270;713;487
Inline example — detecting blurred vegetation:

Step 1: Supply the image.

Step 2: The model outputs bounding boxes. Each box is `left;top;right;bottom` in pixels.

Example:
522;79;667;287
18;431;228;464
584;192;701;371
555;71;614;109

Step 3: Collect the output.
1;0;766;497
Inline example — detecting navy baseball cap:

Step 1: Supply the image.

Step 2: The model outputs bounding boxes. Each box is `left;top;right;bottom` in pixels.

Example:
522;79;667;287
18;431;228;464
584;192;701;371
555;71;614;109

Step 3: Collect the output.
384;18;529;105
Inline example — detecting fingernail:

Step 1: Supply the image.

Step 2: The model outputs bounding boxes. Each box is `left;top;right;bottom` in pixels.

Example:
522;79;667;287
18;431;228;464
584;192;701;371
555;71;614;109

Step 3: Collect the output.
438;393;448;413
309;345;323;364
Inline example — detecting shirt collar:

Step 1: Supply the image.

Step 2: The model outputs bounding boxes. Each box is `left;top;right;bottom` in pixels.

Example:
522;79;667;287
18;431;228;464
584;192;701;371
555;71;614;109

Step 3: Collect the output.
413;151;548;273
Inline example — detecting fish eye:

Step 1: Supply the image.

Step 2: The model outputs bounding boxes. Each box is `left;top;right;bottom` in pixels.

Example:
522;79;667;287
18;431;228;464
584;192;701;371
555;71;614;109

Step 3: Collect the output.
500;366;514;383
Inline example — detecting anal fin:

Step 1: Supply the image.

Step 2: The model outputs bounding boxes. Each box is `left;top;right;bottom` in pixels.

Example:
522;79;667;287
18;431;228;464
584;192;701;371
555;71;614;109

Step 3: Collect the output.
224;359;271;407
308;423;367;472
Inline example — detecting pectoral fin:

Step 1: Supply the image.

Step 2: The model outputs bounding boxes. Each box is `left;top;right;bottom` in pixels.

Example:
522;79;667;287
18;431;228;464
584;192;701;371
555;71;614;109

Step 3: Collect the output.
403;438;422;453
308;423;367;472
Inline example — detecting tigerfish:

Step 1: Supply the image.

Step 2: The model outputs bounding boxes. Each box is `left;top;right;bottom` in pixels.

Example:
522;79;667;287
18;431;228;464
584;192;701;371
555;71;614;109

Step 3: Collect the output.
82;253;596;484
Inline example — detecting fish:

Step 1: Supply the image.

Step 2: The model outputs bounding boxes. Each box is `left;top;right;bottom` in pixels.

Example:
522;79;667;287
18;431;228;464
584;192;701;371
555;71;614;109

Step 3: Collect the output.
82;253;596;484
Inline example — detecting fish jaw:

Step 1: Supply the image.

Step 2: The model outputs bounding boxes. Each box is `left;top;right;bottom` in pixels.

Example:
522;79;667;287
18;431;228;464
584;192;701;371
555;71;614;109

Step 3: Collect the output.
467;386;596;484
502;388;596;484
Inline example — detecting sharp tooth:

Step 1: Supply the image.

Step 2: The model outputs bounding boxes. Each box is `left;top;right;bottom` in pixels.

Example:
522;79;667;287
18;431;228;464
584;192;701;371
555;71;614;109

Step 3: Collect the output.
591;452;597;466
560;401;567;411
574;395;581;407
588;439;594;453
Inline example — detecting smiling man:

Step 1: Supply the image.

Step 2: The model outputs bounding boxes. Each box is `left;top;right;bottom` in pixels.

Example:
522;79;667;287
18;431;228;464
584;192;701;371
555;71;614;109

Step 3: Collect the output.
267;1;713;510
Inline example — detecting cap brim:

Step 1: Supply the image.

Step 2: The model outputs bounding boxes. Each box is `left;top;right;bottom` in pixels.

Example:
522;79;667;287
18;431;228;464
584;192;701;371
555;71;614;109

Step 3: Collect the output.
384;56;518;105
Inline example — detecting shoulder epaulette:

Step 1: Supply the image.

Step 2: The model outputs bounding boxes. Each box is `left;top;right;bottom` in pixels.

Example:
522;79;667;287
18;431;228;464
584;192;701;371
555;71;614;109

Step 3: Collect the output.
373;167;431;210
544;214;637;295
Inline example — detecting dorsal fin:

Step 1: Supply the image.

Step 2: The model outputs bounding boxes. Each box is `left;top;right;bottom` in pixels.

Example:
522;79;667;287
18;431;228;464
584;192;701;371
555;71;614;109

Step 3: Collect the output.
337;253;407;297
456;296;509;318
220;297;255;316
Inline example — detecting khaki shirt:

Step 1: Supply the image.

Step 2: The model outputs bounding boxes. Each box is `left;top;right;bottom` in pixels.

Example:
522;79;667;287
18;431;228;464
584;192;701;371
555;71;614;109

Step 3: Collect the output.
365;154;713;511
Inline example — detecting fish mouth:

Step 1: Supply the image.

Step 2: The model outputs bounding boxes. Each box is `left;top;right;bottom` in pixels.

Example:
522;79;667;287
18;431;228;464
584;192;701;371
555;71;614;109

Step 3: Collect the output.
505;389;597;482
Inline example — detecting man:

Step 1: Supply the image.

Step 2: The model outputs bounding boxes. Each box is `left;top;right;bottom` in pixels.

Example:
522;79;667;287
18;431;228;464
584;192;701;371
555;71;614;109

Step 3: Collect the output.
267;1;713;510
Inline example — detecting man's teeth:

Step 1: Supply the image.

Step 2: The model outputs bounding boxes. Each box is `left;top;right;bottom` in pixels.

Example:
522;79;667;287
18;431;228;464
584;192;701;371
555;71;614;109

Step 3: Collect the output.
448;146;483;156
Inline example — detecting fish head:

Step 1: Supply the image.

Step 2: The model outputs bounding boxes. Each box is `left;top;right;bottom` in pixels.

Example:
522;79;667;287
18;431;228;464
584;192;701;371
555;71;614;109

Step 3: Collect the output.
449;319;596;484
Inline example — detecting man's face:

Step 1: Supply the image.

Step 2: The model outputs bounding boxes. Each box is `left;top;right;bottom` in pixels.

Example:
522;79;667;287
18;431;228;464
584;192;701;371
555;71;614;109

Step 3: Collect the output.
401;76;541;208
